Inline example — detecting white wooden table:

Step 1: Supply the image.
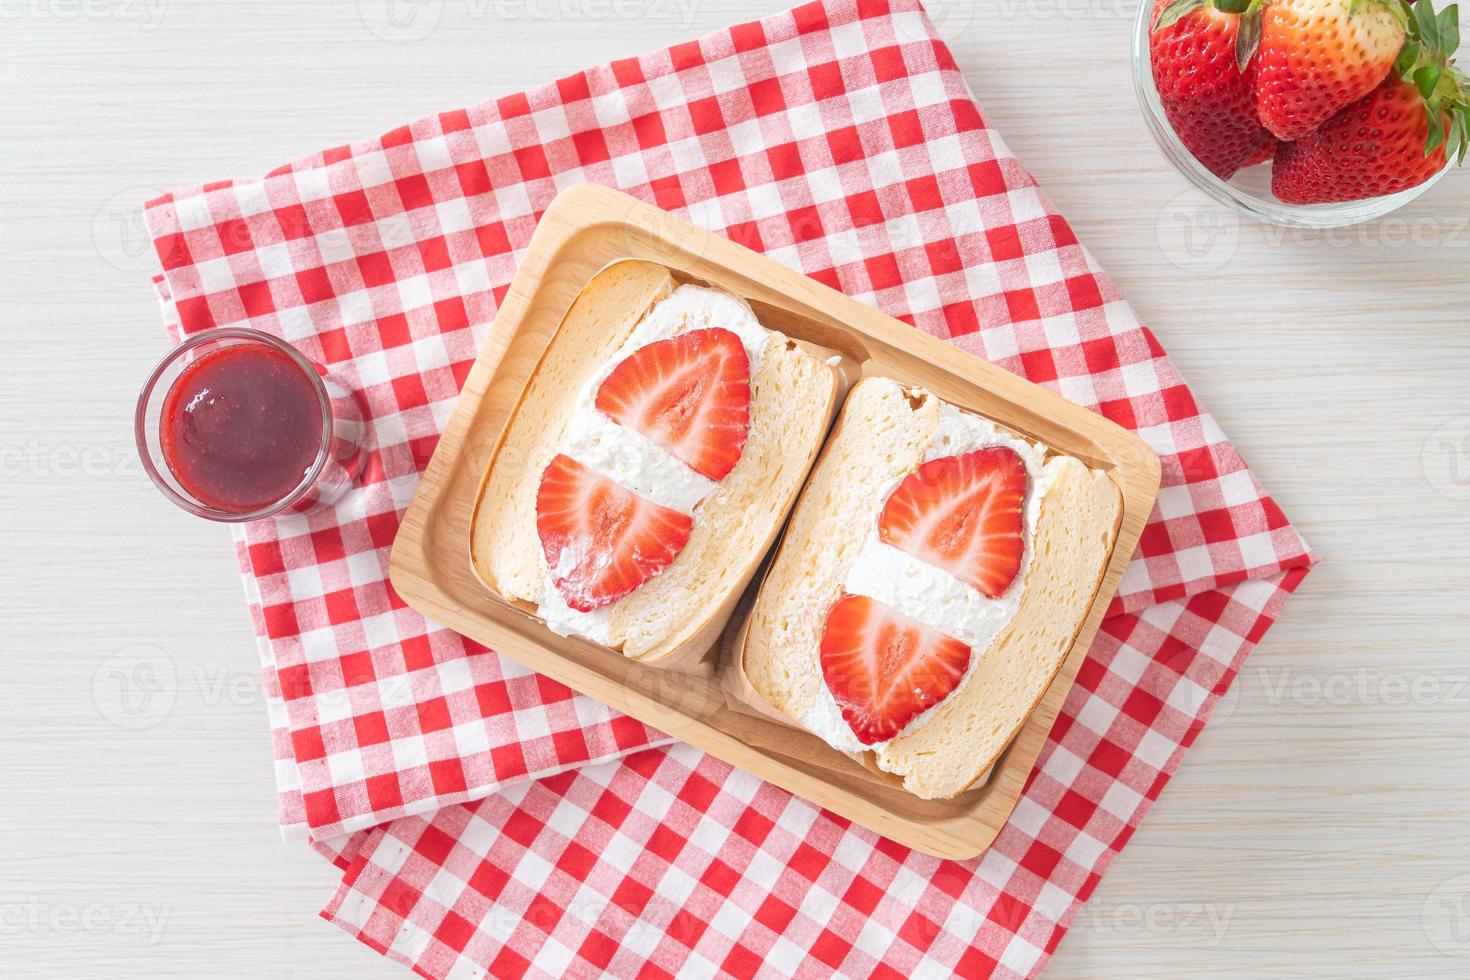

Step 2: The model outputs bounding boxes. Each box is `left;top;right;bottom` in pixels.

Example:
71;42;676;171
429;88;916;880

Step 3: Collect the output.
4;2;1468;976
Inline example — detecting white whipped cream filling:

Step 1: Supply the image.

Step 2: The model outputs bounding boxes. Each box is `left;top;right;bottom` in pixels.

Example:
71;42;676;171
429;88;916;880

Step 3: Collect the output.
798;399;1056;753
537;283;772;643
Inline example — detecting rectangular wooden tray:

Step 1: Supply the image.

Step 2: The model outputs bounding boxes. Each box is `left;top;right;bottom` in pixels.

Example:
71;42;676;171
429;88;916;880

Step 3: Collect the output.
389;183;1160;859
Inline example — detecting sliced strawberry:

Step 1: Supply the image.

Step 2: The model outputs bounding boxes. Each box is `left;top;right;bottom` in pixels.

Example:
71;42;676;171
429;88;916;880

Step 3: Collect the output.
535;454;692;613
595;327;751;481
819;594;972;745
878;446;1027;599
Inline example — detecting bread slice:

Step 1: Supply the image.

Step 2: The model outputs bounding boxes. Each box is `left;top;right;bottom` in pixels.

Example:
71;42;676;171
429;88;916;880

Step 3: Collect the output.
473;261;674;607
469;259;838;664
741;376;1122;799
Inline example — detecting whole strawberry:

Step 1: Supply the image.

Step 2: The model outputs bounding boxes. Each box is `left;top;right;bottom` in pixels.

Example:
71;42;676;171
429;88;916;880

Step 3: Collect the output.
1151;0;1277;177
1254;0;1409;140
1273;0;1469;202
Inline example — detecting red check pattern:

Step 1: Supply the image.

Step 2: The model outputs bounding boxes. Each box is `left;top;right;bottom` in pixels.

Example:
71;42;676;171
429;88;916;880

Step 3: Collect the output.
322;573;1304;979
145;0;1315;975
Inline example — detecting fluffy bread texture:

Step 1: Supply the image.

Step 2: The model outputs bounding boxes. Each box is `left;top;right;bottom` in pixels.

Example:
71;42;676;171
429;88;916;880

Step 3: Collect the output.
473;261;673;605
470;260;836;663
742;377;937;717
742;377;1123;799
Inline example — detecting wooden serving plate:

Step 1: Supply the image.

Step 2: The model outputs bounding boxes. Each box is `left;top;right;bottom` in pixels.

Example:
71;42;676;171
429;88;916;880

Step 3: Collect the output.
389;184;1160;859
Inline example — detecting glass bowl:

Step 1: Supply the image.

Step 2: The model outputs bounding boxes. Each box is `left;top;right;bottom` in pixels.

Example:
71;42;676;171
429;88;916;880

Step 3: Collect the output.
1132;0;1452;228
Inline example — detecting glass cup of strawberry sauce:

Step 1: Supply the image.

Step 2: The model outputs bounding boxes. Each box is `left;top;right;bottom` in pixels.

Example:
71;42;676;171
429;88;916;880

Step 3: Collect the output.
135;329;367;521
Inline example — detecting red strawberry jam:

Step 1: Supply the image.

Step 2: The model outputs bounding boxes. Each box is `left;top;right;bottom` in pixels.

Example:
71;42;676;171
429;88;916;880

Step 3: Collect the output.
160;343;324;513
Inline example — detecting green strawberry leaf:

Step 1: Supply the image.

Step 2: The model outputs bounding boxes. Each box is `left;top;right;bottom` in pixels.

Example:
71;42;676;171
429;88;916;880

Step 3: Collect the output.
1396;39;1423;75
1418;0;1442;51
1154;0;1206;32
1440;5;1460;54
1450;113;1466;164
1417;64;1444;99
1426;109;1446;156
1237;5;1263;72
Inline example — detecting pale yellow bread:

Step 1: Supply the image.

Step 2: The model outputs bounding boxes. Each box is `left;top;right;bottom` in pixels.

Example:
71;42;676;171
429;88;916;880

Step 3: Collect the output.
469;259;837;663
743;377;937;716
872;455;1120;798
471;260;674;604
742;376;1122;799
610;337;834;661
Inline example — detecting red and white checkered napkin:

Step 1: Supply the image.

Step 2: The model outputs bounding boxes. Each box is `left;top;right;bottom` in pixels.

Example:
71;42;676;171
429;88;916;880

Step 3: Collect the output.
146;0;1315;974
